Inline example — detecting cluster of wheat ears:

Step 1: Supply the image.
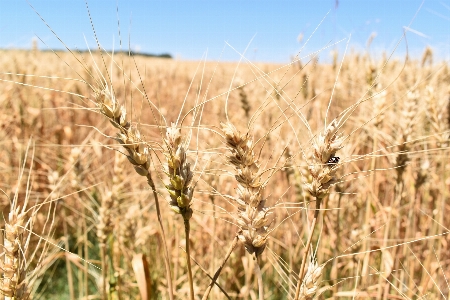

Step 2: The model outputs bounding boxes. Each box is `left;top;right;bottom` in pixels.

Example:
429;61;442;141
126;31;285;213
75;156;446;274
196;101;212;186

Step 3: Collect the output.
0;5;449;300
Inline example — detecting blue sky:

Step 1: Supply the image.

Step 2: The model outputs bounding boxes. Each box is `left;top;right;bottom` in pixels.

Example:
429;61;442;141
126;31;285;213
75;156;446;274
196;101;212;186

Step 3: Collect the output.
1;0;449;63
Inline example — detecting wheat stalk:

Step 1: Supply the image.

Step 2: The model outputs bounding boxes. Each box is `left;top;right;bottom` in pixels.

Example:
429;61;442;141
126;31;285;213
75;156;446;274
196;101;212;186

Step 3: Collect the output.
294;116;344;300
93;83;174;300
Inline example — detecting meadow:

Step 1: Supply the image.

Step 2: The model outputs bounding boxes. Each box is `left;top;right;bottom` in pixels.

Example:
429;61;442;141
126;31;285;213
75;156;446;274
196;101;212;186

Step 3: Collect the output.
0;14;449;300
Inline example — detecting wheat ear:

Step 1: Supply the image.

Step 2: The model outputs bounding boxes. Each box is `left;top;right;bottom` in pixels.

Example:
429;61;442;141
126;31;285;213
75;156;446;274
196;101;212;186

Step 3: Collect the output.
294;117;344;300
298;257;323;300
221;122;274;300
94;84;174;300
1;143;41;300
163;123;195;300
221;122;274;256
1;203;28;300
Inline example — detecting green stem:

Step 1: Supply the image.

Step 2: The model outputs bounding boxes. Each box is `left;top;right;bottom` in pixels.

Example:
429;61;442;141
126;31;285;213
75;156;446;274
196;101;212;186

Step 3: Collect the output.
100;242;107;300
62;209;75;300
83;208;89;298
184;219;195;300
146;173;174;300
108;236;119;300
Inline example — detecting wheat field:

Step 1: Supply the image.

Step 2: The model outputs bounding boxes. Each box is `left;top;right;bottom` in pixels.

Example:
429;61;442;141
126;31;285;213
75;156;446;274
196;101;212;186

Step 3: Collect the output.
0;6;449;300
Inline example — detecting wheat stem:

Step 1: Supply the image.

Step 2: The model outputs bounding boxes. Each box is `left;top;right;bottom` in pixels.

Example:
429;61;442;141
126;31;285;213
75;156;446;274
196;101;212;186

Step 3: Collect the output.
146;173;174;300
210;193;216;298
294;199;319;300
184;219;195;300
108;237;119;300
100;243;107;300
255;254;264;300
202;234;239;299
63;209;75;300
83;209;89;299
361;132;378;286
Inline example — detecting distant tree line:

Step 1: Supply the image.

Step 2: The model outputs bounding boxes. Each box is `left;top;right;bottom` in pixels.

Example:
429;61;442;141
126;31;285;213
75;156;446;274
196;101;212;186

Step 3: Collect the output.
35;48;172;59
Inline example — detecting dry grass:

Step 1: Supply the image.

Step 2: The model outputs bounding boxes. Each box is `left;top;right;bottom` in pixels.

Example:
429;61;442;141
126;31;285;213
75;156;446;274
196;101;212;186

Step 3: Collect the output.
0;14;449;299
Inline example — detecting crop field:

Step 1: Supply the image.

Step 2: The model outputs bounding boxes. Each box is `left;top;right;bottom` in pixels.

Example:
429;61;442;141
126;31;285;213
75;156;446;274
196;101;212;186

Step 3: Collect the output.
0;4;449;300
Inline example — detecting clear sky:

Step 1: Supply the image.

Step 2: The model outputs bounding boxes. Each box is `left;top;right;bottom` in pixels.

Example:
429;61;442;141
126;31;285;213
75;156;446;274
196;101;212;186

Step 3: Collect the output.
1;0;449;63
